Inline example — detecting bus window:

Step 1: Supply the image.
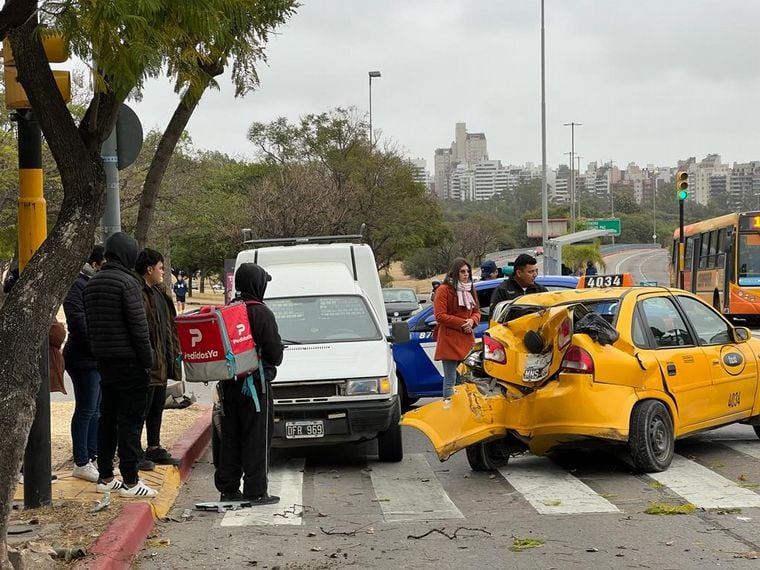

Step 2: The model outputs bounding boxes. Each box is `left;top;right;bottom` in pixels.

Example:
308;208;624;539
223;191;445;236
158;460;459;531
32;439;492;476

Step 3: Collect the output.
715;228;725;267
738;233;760;286
707;230;717;267
684;237;696;271
699;232;710;269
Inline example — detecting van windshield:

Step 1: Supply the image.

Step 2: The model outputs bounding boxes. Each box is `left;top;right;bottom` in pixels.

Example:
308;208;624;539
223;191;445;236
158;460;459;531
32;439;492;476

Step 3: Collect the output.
267;295;382;343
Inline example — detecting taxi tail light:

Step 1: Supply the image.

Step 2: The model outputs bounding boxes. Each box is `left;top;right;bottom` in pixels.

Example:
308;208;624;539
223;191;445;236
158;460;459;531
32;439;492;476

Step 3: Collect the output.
557;318;572;351
483;333;506;364
560;345;594;374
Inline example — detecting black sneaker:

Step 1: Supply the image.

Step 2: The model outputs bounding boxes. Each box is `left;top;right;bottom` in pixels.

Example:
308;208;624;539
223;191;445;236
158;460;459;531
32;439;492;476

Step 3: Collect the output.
138;457;156;471
145;447;181;466
244;493;280;505
220;490;244;502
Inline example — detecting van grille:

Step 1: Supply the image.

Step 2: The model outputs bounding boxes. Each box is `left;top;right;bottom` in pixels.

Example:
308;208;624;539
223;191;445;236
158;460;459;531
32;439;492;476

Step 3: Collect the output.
273;382;343;400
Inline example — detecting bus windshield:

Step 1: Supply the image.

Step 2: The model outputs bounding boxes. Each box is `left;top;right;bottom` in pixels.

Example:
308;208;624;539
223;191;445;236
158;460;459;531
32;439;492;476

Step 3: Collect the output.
738;233;760;286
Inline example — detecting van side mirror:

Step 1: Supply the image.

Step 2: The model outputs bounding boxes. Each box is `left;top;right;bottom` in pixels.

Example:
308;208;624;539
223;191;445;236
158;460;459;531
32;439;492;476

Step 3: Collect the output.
390;320;410;344
733;326;751;343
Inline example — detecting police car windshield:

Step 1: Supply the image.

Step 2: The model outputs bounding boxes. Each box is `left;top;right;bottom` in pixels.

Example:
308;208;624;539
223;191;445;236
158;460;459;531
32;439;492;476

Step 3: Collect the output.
267;295;383;344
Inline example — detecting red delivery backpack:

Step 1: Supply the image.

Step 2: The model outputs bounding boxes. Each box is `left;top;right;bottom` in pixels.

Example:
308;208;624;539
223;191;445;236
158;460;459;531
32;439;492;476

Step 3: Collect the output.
176;301;260;382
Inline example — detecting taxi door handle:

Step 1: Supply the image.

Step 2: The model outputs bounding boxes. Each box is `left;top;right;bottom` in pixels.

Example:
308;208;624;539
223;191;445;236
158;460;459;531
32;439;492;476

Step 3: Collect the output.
666;363;676;376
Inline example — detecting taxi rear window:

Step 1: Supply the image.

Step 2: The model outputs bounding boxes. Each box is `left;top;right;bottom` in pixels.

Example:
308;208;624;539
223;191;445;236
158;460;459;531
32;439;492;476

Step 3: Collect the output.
498;300;618;326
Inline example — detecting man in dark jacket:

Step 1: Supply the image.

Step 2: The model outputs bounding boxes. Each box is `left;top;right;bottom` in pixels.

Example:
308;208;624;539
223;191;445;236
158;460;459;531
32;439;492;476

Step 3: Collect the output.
83;232;157;498
215;263;284;504
135;248;182;467
64;245;105;482
489;253;548;317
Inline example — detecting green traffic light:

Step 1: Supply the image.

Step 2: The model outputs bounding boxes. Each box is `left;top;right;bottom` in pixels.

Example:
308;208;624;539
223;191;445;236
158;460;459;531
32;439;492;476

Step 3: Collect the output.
678;190;688;200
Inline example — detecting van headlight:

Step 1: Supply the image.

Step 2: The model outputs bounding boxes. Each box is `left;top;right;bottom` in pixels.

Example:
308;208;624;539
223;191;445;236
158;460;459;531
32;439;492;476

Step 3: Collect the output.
346;377;391;395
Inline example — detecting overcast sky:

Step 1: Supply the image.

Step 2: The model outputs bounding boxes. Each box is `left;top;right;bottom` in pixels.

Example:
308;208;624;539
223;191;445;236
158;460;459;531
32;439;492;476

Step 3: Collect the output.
131;0;760;173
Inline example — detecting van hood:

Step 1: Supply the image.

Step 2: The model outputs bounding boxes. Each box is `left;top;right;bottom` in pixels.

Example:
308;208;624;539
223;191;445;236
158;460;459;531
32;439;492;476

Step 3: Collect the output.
276;340;391;382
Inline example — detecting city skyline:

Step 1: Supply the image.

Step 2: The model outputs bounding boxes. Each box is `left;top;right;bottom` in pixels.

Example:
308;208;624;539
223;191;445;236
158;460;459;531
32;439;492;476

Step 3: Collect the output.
130;1;760;171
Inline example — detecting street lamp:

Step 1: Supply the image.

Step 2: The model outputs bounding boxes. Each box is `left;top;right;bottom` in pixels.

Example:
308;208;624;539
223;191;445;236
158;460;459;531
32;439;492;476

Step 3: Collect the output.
368;70;381;145
540;0;548;273
576;155;583;221
563;122;581;232
651;169;658;244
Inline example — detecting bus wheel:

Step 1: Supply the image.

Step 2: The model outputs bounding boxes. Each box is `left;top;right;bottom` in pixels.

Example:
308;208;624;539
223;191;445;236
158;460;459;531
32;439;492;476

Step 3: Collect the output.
713;289;720;310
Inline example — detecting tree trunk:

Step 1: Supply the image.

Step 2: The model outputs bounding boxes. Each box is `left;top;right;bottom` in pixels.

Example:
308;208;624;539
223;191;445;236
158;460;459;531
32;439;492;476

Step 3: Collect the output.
134;65;222;249
0;14;114;567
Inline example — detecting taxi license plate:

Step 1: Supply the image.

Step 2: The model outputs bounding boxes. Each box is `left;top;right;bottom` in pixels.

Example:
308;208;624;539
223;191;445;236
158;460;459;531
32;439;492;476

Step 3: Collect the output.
285;420;325;439
523;352;552;382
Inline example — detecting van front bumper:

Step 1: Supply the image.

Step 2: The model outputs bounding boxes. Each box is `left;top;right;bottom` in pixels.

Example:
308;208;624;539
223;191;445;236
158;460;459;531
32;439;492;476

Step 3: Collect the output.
272;396;400;447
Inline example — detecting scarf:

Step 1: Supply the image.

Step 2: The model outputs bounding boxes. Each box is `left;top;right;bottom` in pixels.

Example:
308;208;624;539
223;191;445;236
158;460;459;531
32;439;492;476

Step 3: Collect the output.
456;280;475;309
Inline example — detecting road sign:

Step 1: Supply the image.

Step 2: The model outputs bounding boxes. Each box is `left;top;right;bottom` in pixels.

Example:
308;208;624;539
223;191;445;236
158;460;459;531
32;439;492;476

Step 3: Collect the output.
587;218;621;236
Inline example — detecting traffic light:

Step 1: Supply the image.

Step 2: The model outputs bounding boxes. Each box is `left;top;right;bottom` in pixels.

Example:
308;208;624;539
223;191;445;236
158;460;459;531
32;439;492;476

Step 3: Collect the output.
676;170;689;201
3;33;71;110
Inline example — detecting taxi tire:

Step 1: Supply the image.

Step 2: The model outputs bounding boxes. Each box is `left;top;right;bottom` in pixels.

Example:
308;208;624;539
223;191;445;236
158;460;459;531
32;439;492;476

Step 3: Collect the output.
629;400;674;473
378;404;403;462
466;439;511;471
754;425;760;440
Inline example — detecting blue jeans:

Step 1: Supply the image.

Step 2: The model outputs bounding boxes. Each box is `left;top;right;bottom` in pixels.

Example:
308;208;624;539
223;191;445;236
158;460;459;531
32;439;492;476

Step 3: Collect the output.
69;366;101;466
442;360;462;399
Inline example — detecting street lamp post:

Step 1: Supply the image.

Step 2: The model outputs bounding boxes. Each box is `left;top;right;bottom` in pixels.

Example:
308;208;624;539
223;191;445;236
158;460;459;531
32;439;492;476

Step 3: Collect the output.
652;170;658;244
368;70;381;145
563;122;581;232
576;155;583;221
540;0;549;273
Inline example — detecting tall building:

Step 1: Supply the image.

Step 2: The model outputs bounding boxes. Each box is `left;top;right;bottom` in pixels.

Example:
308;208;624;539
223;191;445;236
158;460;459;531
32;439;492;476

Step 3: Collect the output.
452;122;488;165
408;158;430;190
693;154;727;206
433;148;453;199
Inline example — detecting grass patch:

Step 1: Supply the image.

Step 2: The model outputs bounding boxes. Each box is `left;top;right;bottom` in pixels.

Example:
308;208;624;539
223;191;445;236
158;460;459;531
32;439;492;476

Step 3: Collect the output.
644;502;696;515
647;480;665;489
510;537;544;552
739;483;759;490
542;499;562;507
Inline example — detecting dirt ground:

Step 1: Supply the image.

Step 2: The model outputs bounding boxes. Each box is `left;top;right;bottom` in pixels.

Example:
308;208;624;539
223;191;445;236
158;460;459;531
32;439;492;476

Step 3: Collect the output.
384;262;443;293
9;403;207;565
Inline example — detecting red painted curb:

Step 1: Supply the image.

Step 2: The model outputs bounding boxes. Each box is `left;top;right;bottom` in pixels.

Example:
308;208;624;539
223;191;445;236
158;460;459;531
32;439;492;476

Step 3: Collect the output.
75;407;212;569
171;407;212;482
77;503;154;570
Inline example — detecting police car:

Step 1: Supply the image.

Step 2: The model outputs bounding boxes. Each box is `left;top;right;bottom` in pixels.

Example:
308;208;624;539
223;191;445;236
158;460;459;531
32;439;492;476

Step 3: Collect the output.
393;275;578;407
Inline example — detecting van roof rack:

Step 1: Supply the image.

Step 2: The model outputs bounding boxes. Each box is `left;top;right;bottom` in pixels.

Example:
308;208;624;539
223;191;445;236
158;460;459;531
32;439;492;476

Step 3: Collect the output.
241;231;365;247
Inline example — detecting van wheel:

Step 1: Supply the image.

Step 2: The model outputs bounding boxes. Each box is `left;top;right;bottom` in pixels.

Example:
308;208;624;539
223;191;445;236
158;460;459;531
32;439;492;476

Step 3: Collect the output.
713;289;720;310
466;439;511;471
378;404;403;462
629;400;674;472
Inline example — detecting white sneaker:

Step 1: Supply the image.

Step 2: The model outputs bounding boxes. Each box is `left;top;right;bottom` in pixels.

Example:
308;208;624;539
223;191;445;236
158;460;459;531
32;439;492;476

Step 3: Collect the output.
442;398;452;410
119;479;157;498
72;462;99;482
96;478;125;493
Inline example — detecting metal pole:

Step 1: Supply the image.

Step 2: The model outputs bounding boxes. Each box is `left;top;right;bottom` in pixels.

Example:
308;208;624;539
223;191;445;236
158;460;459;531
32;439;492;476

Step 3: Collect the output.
564;122;581;232
368;75;372;145
576;155;582;221
101;128;121;241
652;173;658;244
540;0;549;273
16;110;52;508
679;198;685;289
609;160;615;246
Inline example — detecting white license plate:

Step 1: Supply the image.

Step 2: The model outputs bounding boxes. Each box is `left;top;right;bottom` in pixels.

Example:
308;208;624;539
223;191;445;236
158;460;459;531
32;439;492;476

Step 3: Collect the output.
523;352;552;382
285;420;325;439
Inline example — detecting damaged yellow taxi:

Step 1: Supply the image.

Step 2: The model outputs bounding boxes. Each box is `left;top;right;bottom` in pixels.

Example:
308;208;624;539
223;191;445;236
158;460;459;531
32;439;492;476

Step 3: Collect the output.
401;276;760;472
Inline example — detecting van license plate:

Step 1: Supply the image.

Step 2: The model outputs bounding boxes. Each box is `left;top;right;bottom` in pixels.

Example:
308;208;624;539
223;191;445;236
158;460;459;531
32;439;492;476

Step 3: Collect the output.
285;420;325;439
523;352;552;382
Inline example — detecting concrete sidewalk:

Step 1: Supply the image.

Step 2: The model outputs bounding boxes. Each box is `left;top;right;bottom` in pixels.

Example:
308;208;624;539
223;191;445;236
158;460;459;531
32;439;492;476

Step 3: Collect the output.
10;407;212;569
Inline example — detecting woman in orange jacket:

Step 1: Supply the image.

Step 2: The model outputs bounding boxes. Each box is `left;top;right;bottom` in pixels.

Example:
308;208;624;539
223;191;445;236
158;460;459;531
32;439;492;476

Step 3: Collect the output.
433;257;480;408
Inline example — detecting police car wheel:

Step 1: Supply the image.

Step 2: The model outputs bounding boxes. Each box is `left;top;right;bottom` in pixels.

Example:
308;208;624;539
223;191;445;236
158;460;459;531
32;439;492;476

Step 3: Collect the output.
398;376;418;410
629;400;674;473
466;439;511;471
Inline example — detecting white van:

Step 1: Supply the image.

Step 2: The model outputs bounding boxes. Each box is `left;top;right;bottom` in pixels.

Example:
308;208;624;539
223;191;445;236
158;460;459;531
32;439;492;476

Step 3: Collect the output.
233;236;409;461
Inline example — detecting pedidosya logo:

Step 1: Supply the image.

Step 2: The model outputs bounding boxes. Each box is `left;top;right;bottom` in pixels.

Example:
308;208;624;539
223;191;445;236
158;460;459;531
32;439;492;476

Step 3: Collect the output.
185;328;219;361
230;323;253;346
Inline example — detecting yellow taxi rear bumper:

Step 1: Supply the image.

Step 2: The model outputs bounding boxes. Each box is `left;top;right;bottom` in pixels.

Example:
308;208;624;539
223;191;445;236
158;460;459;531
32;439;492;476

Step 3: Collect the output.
400;376;642;461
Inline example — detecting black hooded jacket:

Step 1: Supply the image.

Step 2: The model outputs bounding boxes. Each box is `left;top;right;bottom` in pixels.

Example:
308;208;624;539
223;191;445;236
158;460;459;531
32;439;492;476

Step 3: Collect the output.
489;275;548;316
83;232;153;372
235;263;283;381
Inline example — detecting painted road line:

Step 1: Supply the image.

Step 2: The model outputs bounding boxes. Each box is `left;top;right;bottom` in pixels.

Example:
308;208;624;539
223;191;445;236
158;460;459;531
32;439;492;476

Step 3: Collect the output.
648;454;760;509
499;455;620;515
221;459;306;526
369;453;464;522
723;441;760;461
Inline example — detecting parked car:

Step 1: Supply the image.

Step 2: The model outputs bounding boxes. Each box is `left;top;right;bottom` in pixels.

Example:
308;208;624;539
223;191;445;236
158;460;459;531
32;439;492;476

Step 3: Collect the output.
402;276;760;472
392;275;578;408
382;287;424;322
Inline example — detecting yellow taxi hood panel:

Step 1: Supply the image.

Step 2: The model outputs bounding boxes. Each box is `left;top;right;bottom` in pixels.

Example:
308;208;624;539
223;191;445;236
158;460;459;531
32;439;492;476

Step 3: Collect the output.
400;383;510;460
485;305;572;387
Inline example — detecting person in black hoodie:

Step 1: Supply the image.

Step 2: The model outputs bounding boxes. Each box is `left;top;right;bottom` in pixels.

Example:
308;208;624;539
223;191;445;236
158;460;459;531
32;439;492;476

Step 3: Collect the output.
215;263;284;504
489;253;548;317
83;232;157;498
64;244;105;482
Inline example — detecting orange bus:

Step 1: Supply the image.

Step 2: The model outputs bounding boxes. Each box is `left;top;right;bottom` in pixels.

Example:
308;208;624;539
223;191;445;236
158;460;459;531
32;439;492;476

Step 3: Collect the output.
672;211;760;322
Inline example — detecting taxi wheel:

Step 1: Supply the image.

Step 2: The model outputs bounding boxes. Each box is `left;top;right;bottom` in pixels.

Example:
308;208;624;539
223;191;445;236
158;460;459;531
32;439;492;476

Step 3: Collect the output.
466;439;511;471
754;425;760;440
629;400;674;472
378;404;403;462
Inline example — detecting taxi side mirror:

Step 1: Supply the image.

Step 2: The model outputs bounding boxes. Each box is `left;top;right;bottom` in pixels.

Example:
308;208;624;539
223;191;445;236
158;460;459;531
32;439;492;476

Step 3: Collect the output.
390;320;410;344
733;326;751;343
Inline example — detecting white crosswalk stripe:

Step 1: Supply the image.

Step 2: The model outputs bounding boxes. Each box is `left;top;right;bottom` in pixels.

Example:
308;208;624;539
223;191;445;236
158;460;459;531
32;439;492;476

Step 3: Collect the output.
499;455;620;514
723;441;760;461
647;454;760;509
221;459;306;527
369;454;463;522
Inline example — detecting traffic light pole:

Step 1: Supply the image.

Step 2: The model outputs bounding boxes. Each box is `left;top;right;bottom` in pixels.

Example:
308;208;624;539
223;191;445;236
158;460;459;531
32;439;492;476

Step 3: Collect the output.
678;198;685;290
15;109;52;508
